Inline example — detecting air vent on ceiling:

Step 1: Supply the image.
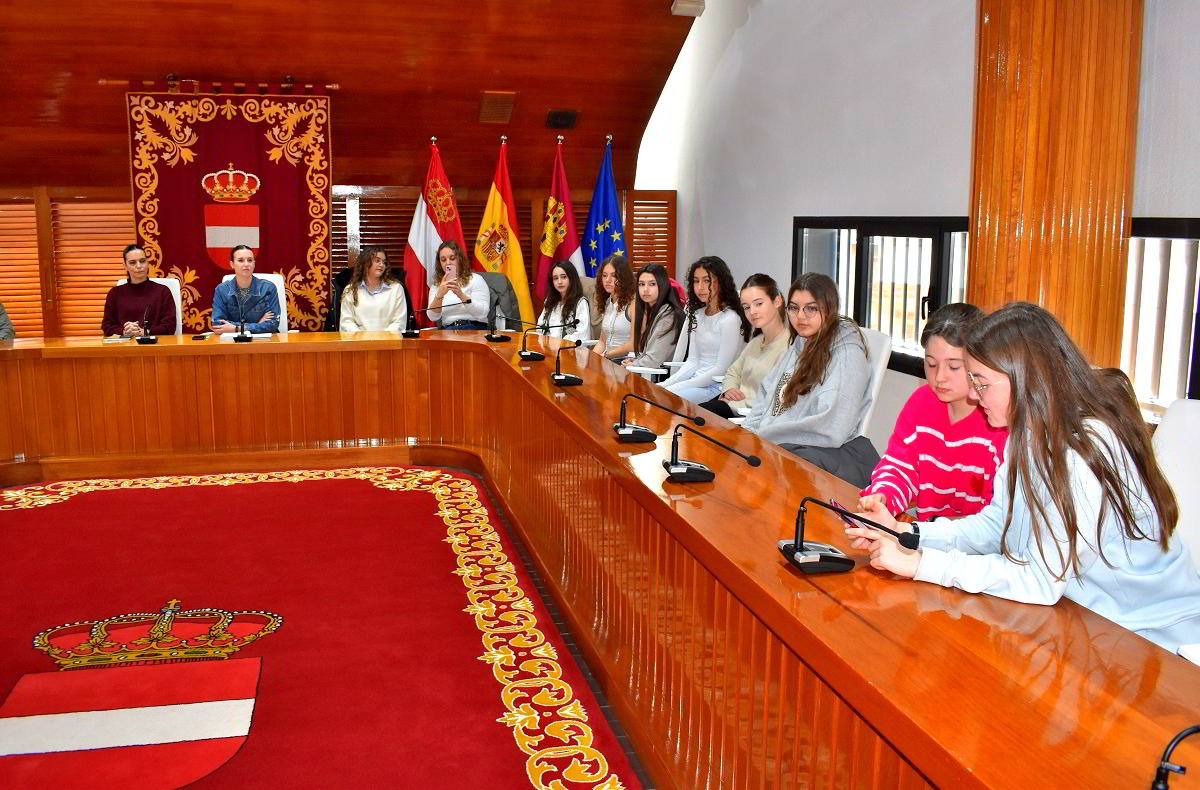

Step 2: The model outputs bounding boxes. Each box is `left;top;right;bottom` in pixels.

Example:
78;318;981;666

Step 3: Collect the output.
545;109;578;129
479;91;516;124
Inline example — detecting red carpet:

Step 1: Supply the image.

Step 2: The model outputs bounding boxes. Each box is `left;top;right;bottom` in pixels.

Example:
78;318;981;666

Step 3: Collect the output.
0;467;638;789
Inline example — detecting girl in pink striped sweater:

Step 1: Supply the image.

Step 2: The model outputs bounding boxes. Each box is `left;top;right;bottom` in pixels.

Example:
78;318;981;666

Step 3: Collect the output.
860;304;1008;519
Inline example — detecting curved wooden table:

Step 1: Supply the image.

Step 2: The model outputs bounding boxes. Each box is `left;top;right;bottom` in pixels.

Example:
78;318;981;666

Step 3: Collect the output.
2;332;1198;789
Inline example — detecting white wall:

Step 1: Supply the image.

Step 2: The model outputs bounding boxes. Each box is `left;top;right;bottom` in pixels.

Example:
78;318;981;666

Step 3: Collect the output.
1134;0;1200;217
637;0;977;289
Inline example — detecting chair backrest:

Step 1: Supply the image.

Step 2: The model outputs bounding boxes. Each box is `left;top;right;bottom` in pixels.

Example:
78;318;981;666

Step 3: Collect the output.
477;271;520;329
1153;398;1200;571
115;277;183;335
858;327;892;436
221;273;288;331
579;275;603;338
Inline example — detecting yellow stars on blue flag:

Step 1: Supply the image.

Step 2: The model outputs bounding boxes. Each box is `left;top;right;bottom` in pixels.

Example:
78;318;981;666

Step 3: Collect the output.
582;140;627;276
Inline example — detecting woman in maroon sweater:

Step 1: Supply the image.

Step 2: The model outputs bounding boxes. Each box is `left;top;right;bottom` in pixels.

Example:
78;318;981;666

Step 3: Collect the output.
101;244;176;337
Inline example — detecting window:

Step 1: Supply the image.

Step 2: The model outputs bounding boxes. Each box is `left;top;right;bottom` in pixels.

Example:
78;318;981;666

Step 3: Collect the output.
1121;219;1200;410
793;217;968;373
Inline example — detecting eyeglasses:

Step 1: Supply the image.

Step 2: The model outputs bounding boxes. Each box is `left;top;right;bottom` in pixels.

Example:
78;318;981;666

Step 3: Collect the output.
785;303;821;318
967;371;993;396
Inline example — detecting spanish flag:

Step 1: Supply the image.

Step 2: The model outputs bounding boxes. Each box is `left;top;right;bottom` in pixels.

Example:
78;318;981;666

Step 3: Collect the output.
473;139;533;324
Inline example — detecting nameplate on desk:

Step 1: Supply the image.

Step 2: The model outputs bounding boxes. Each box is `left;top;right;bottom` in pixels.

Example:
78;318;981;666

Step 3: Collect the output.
626;366;668;375
102;337;132;343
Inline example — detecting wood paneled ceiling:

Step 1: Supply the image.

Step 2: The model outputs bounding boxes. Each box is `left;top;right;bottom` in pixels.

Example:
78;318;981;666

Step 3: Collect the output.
0;1;692;190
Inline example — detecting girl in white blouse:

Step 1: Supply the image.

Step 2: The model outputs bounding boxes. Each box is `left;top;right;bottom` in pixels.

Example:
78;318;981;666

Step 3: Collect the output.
427;241;490;330
662;256;750;403
339;246;408;332
535;261;592;341
700;273;789;418
594;254;635;359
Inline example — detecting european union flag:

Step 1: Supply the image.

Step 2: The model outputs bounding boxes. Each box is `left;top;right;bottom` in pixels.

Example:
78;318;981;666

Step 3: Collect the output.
582;140;626;277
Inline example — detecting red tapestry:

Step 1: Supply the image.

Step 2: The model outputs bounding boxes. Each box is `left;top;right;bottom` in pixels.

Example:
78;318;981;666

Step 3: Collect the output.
127;92;332;331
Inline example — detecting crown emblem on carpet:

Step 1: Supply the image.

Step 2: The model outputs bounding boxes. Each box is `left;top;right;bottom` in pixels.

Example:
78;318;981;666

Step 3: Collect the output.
33;599;283;670
202;163;261;203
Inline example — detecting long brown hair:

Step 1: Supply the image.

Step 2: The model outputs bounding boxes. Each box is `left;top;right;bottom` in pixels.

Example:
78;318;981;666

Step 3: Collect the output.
540;261;586;330
633;263;683;352
965;302;1178;577
682;256;752;342
434;240;472;286
347;245;396;306
779;272;865;410
596;254;635;316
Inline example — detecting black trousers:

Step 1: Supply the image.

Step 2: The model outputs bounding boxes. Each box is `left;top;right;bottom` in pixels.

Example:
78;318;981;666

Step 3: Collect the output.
698;397;738;419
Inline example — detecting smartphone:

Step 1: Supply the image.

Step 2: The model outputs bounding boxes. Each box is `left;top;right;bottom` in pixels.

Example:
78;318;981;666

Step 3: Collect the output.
828;499;859;527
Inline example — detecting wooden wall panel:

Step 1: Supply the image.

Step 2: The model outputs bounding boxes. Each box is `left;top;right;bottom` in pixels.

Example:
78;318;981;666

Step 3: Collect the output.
968;0;1143;366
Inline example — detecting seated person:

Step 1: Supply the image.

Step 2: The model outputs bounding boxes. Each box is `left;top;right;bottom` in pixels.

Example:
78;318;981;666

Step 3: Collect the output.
427;240;490;330
211;245;281;334
622;263;684;369
662;255;749;403
860;303;1008;520
846;304;1200;654
535;261;592;341
742;272;875;486
594;254;635;359
101;244;177;337
0;300;14;340
699;273;789;418
339;245;408;332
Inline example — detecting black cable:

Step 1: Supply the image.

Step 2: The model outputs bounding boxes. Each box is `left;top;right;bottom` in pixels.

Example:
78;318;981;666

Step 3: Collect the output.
1152;724;1200;789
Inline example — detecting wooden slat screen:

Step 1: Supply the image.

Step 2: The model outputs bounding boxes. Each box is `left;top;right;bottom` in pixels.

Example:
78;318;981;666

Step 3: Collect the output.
358;196;417;269
330;197;349;274
51;202;133;337
0;202;43;337
625;189;677;280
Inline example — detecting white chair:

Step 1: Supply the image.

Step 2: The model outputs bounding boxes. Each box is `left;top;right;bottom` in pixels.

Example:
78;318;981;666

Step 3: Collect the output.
1153;398;1200;572
115;277;183;335
858;327;892;436
220;272;288;331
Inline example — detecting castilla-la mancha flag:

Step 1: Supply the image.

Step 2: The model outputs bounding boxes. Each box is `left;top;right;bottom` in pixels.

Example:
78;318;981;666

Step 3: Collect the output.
534;139;584;300
474;140;534;325
405;141;467;327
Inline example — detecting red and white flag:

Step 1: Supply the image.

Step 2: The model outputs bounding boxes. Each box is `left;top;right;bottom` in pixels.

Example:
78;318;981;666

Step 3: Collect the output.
0;658;261;787
404;140;468;327
534;139;584;300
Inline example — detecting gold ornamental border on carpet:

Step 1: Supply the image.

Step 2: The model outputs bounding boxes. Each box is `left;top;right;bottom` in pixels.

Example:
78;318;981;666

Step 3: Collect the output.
1;467;626;790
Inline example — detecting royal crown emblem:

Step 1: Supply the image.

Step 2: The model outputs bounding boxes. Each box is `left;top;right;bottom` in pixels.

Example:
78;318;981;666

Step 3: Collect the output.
425;178;458;223
202;163;261;203
33;599;283;670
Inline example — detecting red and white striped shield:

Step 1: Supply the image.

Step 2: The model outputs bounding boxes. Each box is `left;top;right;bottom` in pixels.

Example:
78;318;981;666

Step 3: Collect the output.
204;203;261;270
0;658;260;789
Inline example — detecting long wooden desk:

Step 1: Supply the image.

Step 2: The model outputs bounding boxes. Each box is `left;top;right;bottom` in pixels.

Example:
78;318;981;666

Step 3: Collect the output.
2;332;1198;788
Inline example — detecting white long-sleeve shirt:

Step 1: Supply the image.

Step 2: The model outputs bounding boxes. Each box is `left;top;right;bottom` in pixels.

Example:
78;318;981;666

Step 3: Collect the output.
535;299;592;341
914;419;1200;652
427;274;490;325
339;281;408;332
663;308;745;392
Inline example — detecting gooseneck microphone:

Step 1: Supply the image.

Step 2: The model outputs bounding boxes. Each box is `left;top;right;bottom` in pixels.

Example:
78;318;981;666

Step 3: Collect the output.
519;319;579;361
1152;724;1200;789
613;393;704;443
403;300;475;339
135;305;158;345
485;317;536;344
233;289;252;342
662;423;760;483
777;497;918;575
550;340;584;386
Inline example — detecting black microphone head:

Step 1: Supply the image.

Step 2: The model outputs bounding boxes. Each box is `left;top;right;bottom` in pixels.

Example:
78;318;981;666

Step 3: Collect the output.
693;415;706;426
747;455;762;467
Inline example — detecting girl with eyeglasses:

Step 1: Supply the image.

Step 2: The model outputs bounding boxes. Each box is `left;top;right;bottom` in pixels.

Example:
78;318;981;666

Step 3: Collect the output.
845;302;1200;652
742;272;876;485
661;256;751;403
859;303;1008;519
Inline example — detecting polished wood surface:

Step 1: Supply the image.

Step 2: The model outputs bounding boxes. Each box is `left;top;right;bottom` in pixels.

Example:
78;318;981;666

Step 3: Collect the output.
968;0;1142;366
2;333;1198;788
0;1;691;189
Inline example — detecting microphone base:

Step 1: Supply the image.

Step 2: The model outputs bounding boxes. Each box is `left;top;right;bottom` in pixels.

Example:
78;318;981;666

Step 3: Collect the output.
612;422;657;443
233;334;253;343
484;333;511;343
401;330;421;339
777;539;854;574
662;459;715;483
134;335;158;345
518;350;546;362
551;373;583;387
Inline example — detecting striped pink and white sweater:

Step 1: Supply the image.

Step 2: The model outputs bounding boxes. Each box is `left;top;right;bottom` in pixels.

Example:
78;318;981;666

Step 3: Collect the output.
862;385;1008;519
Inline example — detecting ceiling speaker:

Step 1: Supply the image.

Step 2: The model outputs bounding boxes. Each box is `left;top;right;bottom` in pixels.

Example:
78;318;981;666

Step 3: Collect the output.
545;110;578;130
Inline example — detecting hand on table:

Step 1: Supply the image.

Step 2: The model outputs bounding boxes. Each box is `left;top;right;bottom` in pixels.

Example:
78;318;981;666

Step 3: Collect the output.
844;498;921;578
122;321;144;337
721;388;745;402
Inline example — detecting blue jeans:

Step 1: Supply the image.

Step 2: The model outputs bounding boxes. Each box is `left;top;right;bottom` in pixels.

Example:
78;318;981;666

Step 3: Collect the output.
664;381;722;405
